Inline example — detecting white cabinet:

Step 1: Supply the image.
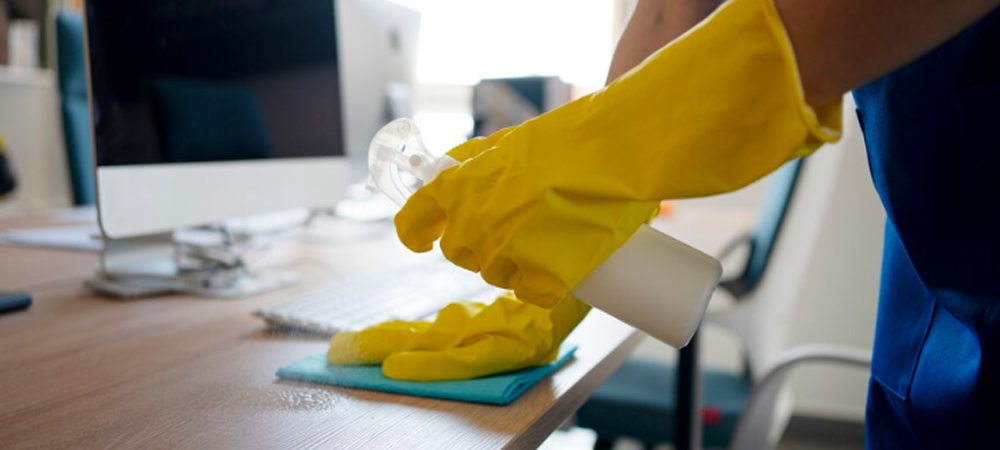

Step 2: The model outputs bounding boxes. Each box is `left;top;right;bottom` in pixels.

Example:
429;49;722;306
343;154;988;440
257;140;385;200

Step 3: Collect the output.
0;67;73;217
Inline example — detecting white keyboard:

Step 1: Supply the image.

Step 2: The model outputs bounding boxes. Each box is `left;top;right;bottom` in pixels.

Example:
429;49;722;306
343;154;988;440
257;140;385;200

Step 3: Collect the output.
252;259;494;336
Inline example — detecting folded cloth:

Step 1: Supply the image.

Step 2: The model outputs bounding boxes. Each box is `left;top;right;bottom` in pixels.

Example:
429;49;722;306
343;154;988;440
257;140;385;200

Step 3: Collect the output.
276;345;577;405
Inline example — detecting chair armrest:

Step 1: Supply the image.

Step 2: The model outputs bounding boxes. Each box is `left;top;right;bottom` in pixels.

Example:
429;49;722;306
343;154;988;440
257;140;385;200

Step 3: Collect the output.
729;344;871;450
716;233;753;297
717;232;752;260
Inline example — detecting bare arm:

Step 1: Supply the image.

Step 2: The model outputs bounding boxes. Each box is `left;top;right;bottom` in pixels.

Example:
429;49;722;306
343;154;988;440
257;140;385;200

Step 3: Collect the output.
777;0;1000;106
607;0;724;83
610;0;1000;105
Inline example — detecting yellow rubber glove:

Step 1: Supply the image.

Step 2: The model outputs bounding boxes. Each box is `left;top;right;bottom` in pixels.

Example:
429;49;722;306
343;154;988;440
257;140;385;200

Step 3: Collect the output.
395;0;842;308
327;292;590;381
446;126;514;162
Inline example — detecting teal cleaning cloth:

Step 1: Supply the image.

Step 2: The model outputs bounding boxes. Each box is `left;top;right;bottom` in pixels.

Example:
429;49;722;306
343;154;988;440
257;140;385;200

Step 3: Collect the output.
276;345;577;405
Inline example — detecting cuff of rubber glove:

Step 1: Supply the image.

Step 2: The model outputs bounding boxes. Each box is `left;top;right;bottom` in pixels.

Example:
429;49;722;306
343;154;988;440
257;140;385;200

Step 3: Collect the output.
760;0;843;145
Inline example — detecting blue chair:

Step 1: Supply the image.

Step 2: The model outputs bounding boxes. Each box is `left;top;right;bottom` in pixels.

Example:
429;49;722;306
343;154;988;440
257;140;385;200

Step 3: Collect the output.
575;159;805;450
55;12;96;205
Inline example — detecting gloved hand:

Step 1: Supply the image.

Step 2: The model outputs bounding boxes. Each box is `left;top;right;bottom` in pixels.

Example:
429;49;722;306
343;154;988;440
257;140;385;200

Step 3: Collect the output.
396;0;842;307
327;292;590;381
445;126;514;162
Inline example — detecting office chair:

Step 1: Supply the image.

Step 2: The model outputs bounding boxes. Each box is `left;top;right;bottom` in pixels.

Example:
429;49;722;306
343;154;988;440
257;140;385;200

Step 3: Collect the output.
55;11;96;205
575;159;805;450
727;344;869;450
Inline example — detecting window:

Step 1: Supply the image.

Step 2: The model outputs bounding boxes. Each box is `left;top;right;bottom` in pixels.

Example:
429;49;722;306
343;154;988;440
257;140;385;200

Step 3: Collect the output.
390;0;617;152
392;0;615;87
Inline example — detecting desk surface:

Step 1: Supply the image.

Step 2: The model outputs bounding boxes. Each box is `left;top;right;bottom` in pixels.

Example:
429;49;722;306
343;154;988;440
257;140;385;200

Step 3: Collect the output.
0;207;749;450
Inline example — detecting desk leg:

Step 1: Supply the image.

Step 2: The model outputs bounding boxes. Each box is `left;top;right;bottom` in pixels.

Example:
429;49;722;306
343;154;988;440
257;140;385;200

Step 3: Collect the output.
675;331;702;450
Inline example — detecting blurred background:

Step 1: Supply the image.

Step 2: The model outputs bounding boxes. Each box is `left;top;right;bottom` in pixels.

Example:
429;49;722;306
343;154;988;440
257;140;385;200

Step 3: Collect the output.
0;1;879;448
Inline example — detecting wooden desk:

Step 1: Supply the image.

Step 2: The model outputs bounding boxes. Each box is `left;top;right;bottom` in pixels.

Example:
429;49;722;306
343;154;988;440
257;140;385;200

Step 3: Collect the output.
0;214;645;450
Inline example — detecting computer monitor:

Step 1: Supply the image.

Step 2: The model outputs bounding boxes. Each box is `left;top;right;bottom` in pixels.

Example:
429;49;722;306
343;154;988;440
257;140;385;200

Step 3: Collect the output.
84;0;350;239
337;0;420;182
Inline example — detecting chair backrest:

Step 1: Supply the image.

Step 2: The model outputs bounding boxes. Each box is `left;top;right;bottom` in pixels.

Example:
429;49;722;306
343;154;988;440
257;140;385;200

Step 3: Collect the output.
55;12;96;205
743;160;804;292
720;159;804;298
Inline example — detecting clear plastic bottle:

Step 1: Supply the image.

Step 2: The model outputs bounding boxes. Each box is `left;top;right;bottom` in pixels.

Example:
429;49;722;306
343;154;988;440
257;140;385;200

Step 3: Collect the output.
368;119;722;347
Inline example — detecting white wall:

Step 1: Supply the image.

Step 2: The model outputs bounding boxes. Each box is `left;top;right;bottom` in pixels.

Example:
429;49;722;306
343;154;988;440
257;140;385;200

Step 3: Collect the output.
784;99;882;420
0;67;73;217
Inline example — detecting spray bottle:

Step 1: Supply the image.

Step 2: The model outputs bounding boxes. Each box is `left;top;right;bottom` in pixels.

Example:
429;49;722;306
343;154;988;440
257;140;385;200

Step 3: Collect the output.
367;119;721;347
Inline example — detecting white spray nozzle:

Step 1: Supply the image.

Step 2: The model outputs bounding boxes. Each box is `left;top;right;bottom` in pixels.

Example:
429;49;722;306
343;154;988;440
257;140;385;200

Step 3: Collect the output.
367;118;458;207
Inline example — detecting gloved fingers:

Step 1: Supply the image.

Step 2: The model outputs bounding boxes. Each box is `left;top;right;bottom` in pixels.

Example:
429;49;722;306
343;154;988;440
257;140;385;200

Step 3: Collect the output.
443;138;487;163
429;300;486;334
511;264;567;309
326;320;432;365
548;295;593;343
437;183;513;275
439;230;482;273
327;331;378;365
479;255;522;291
381;334;545;381
394;188;447;253
446;126;516;162
461;292;542;337
460;292;587;350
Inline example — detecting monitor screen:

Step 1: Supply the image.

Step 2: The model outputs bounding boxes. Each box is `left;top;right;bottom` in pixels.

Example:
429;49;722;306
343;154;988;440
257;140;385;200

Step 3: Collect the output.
86;0;344;166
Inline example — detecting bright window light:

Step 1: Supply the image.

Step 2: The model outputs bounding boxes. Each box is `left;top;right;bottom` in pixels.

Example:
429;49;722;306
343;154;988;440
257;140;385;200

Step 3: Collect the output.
390;0;615;87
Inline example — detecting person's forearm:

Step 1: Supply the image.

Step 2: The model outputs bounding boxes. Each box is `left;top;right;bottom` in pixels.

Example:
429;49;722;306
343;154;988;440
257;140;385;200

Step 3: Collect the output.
776;0;1000;106
610;0;1000;107
607;0;723;83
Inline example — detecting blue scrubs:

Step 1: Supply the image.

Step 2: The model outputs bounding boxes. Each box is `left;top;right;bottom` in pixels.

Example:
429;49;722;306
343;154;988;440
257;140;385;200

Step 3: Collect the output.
853;7;1000;448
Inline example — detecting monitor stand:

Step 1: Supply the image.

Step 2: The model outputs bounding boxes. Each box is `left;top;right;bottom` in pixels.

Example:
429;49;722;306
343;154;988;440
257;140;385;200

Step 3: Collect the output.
86;231;298;298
